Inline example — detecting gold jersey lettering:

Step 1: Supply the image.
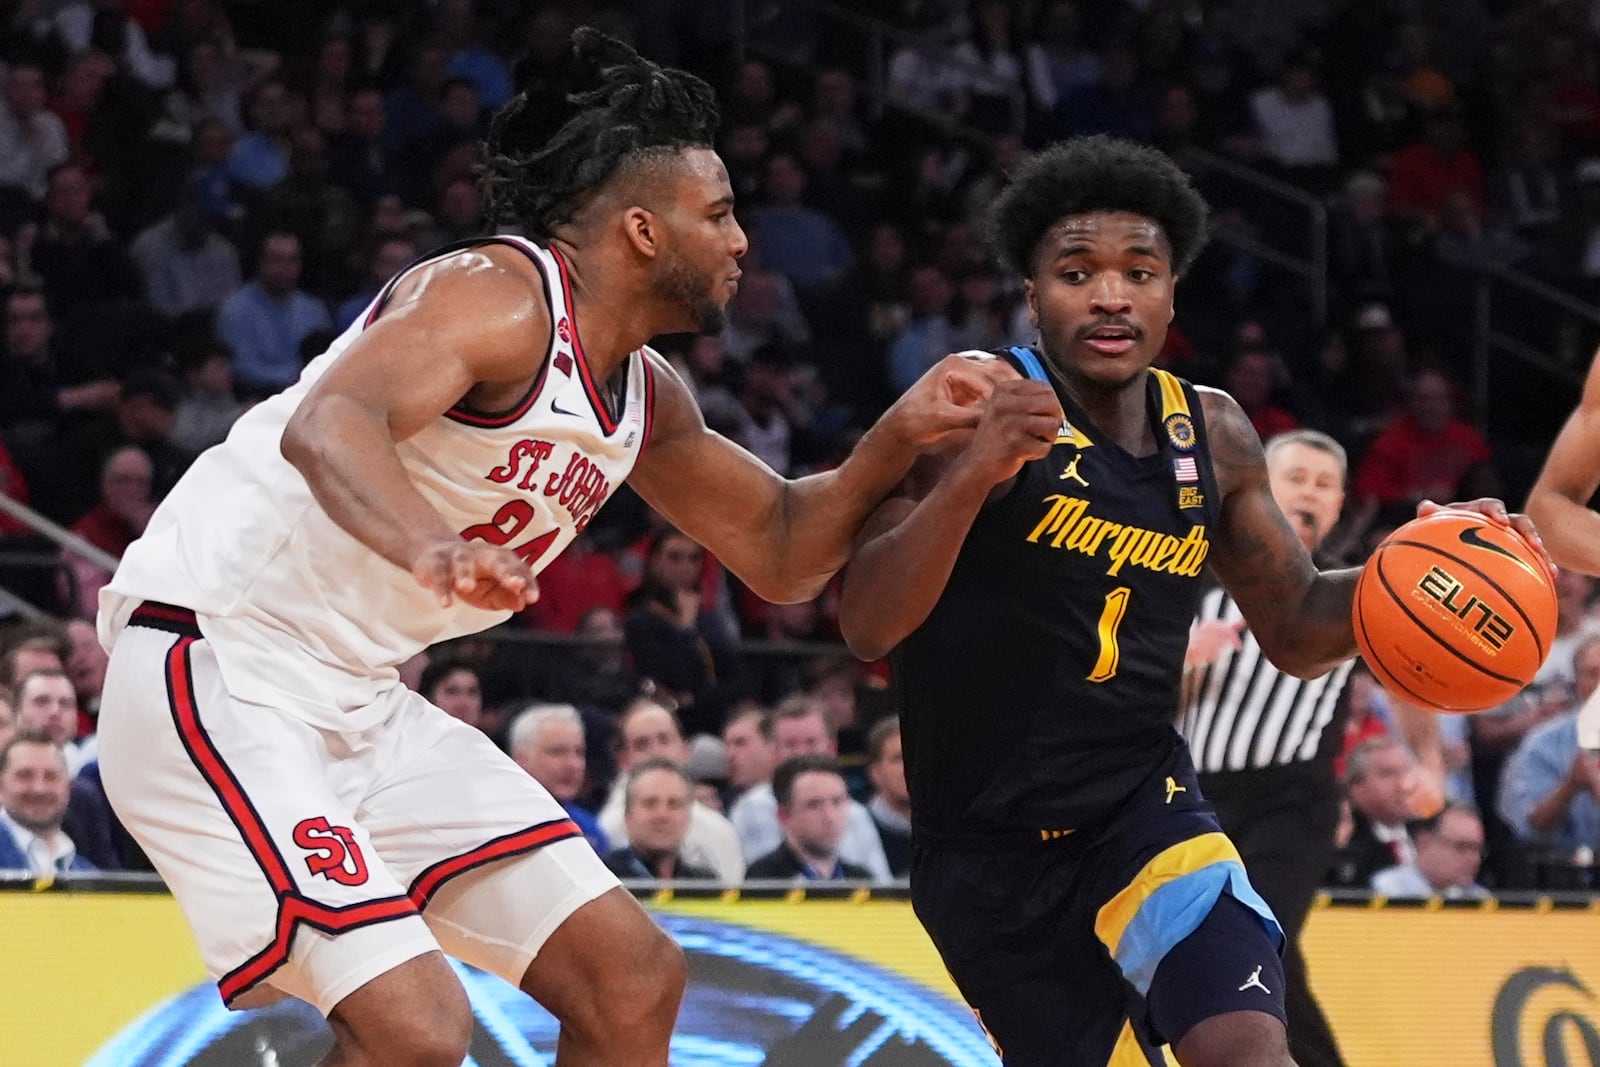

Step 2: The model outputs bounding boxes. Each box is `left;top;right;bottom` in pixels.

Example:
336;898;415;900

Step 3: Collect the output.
1027;494;1210;578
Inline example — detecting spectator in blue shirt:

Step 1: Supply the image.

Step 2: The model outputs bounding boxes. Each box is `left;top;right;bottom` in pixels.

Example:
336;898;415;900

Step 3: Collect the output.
749;153;854;298
226;80;293;190
435;0;512;109
887;265;956;395
510;702;609;856
1370;804;1490;900
0;732;96;876
1499;635;1600;854
217;231;331;397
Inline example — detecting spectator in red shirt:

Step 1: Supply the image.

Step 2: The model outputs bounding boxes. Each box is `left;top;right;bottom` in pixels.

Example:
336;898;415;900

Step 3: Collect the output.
1386;106;1483;233
517;529;631;634
0;437;30;536
1540;37;1600;160
1223;346;1300;443
1347;367;1496;550
62;445;153;618
1336;664;1393;781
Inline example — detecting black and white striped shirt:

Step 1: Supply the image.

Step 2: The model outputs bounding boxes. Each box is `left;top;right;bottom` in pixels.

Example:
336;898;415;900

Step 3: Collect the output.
1179;588;1356;774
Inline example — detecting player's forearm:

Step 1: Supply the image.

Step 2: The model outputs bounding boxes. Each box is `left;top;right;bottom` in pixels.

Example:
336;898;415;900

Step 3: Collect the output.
1525;489;1600;576
281;394;456;572
1266;567;1362;678
839;466;992;661
765;421;922;601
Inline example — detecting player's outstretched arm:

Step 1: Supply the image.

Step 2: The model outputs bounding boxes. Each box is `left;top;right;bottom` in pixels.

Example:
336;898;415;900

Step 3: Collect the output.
630;352;1013;606
1201;389;1362;679
838;377;1062;661
1526;350;1600;575
280;247;549;611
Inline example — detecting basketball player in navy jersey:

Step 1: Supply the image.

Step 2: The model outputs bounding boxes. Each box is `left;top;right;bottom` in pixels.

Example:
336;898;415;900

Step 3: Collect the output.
839;136;1545;1066
95;30;1004;1067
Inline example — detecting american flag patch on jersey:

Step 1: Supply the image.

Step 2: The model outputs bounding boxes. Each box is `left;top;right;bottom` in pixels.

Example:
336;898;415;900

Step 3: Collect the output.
1174;456;1198;482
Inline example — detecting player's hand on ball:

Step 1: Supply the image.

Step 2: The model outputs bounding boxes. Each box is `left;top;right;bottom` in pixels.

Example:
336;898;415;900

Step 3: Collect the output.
954;378;1063;485
884;352;1019;449
1418;498;1557;579
412;539;539;611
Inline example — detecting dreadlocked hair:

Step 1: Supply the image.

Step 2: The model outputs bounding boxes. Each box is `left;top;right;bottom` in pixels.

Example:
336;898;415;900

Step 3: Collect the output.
480;28;720;240
988;135;1210;277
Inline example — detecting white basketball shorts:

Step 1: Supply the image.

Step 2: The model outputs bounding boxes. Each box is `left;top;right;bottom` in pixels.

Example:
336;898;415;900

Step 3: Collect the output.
97;602;619;1015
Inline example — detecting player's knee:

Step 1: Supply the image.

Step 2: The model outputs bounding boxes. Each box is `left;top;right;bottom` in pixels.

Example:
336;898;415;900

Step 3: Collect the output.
586;923;686;1039
382;1010;473;1067
1172;1010;1292;1067
338;986;473;1067
613;923;687;1022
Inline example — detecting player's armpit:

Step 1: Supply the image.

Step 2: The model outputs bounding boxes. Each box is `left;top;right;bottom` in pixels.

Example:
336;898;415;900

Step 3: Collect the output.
1200;390;1359;678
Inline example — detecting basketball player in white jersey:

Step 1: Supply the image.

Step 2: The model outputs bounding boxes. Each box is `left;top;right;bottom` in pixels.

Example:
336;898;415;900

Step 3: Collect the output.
94;30;1006;1067
1528;348;1600;754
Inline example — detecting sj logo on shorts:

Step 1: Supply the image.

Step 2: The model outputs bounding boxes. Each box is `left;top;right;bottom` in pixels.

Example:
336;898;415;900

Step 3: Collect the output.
292;816;370;886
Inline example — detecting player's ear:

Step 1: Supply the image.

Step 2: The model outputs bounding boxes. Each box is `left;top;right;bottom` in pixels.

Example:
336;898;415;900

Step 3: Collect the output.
623;206;660;260
1023;278;1039;329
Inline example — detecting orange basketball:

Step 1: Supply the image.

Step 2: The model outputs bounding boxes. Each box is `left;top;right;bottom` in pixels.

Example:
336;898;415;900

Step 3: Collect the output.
1353;510;1557;713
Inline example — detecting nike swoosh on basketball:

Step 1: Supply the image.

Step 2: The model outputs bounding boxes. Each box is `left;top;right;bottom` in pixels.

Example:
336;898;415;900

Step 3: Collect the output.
550;398;584;417
1458;526;1519;561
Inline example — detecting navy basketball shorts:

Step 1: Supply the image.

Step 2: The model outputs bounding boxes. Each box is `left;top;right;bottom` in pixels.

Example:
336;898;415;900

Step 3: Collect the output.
910;758;1286;1065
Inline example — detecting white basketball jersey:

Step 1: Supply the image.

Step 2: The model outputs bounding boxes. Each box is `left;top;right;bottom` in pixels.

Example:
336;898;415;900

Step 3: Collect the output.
100;236;656;731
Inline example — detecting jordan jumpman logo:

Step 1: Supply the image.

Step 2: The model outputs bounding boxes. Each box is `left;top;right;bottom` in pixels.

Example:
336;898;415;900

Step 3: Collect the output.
1238;966;1271;994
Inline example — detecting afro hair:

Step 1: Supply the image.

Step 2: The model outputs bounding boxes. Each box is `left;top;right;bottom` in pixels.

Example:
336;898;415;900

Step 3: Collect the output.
988;135;1209;277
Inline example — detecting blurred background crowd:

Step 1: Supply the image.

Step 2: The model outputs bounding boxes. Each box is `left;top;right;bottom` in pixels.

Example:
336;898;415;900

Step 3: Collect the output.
2;0;1600;895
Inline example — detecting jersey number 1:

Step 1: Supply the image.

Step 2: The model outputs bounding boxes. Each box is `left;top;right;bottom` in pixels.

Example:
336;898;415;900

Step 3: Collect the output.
1089;586;1131;683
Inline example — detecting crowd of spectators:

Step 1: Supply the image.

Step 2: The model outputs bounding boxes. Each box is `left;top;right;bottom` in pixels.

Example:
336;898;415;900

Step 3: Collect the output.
2;0;1600;889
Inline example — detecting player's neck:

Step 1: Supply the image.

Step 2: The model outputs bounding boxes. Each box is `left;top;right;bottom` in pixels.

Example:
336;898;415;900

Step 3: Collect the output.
550;238;662;379
1052;363;1153;449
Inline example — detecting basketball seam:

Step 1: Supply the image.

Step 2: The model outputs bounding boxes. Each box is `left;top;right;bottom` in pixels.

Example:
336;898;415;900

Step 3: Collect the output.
1354;564;1437;706
1373;547;1526;688
1385;538;1549;660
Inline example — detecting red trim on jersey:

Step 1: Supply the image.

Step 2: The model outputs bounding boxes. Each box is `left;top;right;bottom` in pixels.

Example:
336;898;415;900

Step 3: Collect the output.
132;601;203;635
548;246;620;435
361;292;386;329
407;819;584;908
162;635;421;1006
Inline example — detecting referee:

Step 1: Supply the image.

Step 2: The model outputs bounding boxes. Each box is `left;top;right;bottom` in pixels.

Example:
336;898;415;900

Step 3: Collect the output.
1179;429;1355;1067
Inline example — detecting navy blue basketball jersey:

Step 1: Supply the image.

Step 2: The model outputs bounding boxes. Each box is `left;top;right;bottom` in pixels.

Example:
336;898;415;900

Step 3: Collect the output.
891;347;1224;839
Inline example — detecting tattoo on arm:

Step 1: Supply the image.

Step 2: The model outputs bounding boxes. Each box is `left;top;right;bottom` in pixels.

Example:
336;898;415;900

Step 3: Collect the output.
1201;390;1358;672
1204;394;1307;600
1203;391;1312;614
1204;393;1266;482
